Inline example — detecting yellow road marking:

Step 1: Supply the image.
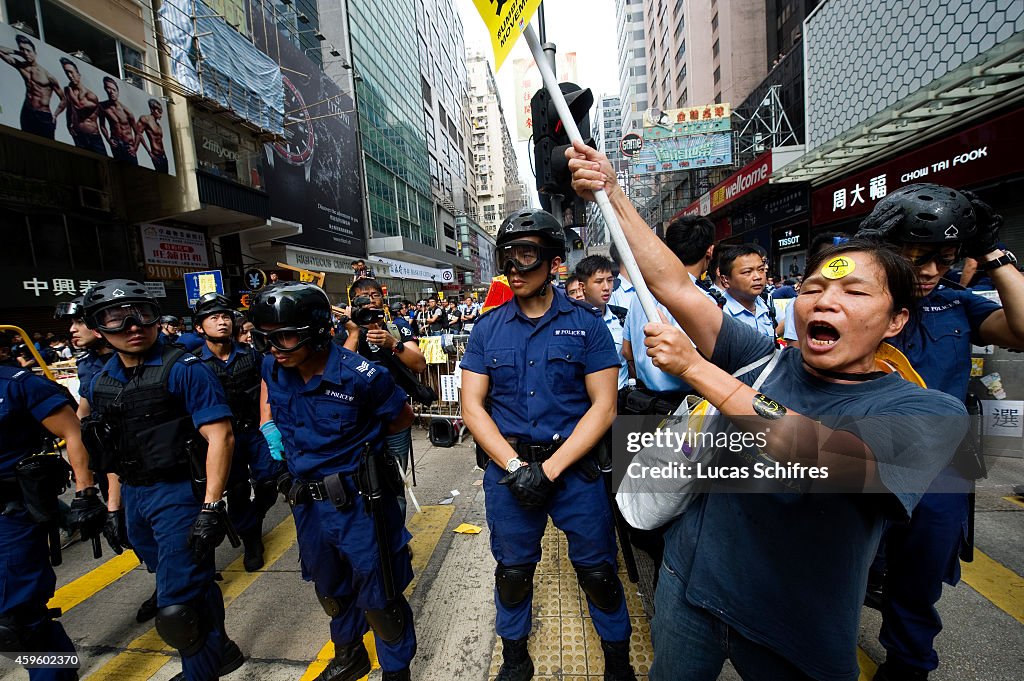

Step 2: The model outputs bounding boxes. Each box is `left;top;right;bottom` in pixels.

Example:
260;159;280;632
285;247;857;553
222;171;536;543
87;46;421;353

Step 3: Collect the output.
1002;495;1024;510
299;505;455;681
857;647;878;680
49;550;141;614
85;516;298;680
960;548;1024;625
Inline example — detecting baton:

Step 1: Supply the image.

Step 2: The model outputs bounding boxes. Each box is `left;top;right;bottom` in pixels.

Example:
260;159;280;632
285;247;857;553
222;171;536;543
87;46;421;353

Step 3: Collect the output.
92;535;102;559
364;445;397;601
604;472;639;584
48;525;63;567
223;510;241;549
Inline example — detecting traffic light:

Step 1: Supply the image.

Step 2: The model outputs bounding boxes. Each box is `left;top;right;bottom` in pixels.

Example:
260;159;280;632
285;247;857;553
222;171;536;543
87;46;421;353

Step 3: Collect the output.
531;83;594;213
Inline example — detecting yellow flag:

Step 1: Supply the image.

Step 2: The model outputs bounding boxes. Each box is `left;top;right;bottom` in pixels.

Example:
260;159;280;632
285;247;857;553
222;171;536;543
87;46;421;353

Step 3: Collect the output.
299;271;315;283
471;0;543;71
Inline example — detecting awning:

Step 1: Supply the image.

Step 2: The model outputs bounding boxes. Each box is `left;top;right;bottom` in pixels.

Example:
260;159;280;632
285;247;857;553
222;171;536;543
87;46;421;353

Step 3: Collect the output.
368;236;472;271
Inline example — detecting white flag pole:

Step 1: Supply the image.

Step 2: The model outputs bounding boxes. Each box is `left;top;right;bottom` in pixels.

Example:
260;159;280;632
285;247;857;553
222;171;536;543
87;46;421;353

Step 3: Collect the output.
523;23;662;324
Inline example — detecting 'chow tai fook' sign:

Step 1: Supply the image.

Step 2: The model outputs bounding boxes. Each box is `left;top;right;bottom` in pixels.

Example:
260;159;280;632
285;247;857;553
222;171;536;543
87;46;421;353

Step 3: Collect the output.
812;108;1023;225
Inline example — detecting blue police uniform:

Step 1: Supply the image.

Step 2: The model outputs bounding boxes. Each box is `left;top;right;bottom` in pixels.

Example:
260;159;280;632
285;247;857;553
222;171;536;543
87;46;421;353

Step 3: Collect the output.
177;332;206;352
86;338;234;681
0;367;77;681
461;287;632;643
75;349;109;401
262;344;416;672
884;285;1001;672
195;342;283;540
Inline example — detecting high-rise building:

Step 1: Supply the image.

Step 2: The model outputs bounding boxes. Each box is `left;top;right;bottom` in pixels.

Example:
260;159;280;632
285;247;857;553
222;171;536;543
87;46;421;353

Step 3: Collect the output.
643;0;766;109
586;95;623;246
615;0;649;135
467;50;524;235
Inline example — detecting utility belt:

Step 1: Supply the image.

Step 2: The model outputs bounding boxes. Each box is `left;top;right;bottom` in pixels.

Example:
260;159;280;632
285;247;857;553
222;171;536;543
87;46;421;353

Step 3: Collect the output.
287;449;404;510
478;437;602;482
286;471;356;509
508;439;561;463
2;455;73;566
618;387;690;416
120;464;192;488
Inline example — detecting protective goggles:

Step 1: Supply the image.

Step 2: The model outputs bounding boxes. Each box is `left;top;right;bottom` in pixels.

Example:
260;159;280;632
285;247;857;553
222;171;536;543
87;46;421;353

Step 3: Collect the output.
496;240;560;275
54;301;84;320
902;246;960;268
92;302;161;333
250;325;319;353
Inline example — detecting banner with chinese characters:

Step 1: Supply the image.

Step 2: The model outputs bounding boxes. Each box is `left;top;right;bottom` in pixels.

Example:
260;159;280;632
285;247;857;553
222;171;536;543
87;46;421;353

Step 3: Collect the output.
140;224;209;277
513;52;577;141
811;108;1023;225
0;22;176;174
631;104;733;176
5;268;139;308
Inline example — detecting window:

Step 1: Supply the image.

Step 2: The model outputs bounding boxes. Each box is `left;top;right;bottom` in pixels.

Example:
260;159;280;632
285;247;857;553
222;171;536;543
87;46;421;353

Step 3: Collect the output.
25;0;141;80
712;40;719;57
444;223;456;239
421;76;432;105
712;13;719;31
713;66;721;83
676;40;686;60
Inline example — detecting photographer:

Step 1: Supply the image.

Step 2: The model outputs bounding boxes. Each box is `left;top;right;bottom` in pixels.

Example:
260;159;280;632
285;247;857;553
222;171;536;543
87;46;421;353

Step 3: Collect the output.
339;279;426;519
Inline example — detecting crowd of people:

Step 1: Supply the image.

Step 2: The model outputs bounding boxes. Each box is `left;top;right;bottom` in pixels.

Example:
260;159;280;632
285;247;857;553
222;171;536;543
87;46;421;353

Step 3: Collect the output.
1;137;1022;681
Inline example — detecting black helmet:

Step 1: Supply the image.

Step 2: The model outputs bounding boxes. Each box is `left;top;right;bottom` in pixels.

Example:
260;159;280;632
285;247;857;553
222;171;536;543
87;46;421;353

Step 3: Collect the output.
82;279;161;331
248;282;332;353
495;208;566;275
193;293;234;322
159;315;180;325
858;183;976;245
496;208;566;253
388;301;405;315
54;296;85;321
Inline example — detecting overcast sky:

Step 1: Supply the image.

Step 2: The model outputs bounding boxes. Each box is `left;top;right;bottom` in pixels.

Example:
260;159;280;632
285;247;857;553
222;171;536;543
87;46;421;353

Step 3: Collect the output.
454;0;620;203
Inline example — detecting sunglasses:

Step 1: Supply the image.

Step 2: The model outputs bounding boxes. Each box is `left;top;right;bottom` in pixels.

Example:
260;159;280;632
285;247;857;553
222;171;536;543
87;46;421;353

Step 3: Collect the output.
94;303;160;333
250;325;317;353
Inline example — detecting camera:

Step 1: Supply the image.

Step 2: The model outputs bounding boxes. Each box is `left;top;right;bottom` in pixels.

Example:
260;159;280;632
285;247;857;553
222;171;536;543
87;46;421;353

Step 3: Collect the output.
351;295;385;327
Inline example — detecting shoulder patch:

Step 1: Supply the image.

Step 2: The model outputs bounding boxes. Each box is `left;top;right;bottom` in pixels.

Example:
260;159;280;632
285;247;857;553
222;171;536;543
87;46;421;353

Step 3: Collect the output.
567;296;602;315
180;354;199;364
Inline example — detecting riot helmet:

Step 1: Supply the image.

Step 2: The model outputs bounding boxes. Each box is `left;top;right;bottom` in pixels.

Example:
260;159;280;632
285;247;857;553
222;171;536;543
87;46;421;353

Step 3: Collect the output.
857;183;977;245
495;208;566;275
54;296;85;321
193;293;234;323
248;281;333;353
82;279;161;333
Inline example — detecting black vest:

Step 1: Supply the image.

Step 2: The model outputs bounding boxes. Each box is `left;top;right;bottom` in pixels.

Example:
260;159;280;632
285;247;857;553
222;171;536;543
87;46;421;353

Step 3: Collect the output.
90;345;196;483
197;344;260;428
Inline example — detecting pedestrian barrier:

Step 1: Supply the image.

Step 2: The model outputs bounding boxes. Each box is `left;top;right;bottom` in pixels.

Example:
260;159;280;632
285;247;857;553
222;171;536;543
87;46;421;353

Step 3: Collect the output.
415;333;470;420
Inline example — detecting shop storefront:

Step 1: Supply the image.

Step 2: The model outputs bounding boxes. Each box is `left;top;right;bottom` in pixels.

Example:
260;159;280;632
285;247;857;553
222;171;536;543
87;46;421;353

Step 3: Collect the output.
192;111;265;190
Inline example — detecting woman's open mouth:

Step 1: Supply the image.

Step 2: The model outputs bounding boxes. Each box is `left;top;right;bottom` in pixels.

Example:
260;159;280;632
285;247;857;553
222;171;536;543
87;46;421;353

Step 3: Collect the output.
806;321;841;349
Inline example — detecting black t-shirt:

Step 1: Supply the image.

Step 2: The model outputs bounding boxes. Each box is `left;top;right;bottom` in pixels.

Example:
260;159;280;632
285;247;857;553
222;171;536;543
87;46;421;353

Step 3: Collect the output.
426;306;446;333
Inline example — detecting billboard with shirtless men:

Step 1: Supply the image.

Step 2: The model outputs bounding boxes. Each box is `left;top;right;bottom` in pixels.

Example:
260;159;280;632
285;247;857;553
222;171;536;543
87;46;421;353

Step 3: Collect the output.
0;24;175;174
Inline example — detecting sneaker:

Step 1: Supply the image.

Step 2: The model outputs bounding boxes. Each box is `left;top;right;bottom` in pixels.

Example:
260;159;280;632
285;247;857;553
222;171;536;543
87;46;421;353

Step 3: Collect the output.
314;641;371;681
495;637;533;681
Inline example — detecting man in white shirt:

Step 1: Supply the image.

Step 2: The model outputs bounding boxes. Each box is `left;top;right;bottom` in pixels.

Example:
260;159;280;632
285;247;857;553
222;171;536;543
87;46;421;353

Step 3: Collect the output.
607;243;636;312
575;255;629;389
716;244;776;339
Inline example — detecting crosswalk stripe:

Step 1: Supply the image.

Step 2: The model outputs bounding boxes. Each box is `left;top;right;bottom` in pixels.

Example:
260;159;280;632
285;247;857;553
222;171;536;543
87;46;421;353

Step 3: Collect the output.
299;504;455;681
960;548;1024;625
49;550;141;614
84;516;298;681
857;646;878;680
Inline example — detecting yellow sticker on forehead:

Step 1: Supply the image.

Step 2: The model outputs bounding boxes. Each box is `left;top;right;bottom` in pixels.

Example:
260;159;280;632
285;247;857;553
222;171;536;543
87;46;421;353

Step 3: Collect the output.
822;256;855;279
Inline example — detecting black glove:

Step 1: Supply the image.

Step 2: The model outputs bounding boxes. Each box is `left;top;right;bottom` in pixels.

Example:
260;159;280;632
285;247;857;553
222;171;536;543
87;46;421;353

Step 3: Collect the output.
68;489;107;540
275;470;294;497
188;502;228;564
855;201;903;240
960;190;1003;259
102;509;132;555
498;463;558;510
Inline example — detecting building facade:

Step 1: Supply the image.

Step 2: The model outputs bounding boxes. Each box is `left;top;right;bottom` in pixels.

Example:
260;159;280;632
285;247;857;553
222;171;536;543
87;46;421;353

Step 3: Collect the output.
615;0;648;135
586;95;623;247
467;50;523;236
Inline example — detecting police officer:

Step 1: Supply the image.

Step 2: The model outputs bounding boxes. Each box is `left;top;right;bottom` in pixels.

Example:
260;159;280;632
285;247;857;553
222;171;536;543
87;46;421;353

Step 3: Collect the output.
81;279;243;681
0;365;100;681
461;208;636;681
159;315;181;343
193;292;284;572
857;184;1024;680
252;282;416;681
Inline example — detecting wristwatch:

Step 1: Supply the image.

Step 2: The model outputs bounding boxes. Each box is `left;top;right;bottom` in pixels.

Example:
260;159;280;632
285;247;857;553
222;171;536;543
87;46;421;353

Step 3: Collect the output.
506;457;525;473
978;250;1017;272
202;500;226;512
393;340;405;354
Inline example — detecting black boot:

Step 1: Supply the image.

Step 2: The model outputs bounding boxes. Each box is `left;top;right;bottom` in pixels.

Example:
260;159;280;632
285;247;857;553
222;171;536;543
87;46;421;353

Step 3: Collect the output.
601;640;636;681
381;670;411;681
495;636;533;681
219;638;245;676
315;641;371;681
874;661;929;681
136;589;158;623
241;526;265;573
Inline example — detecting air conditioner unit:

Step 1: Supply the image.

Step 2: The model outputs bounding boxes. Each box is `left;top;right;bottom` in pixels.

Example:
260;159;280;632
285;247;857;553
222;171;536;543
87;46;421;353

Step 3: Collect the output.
78;186;111;212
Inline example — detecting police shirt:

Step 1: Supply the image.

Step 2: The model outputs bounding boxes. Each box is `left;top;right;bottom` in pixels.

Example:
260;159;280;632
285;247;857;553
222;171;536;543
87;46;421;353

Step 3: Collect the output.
607;277;635;312
76;349;110;400
722;290;776;338
261;344;409;480
602;306;629;390
888;286;1001;403
85;337;232;429
393;316;416;343
176;331;206;352
0;367;75;475
461;287;619;443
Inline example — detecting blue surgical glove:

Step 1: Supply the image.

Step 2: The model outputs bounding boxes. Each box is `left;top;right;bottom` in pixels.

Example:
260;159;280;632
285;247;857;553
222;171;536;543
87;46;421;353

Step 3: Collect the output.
260;420;286;461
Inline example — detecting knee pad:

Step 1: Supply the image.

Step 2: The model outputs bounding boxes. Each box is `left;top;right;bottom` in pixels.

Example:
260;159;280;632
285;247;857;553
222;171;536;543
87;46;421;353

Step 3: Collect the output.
155;603;208;657
364;597;408;644
0;606;59;654
315;590;350;618
495;563;536;608
574;562;623;612
0;619;30;654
